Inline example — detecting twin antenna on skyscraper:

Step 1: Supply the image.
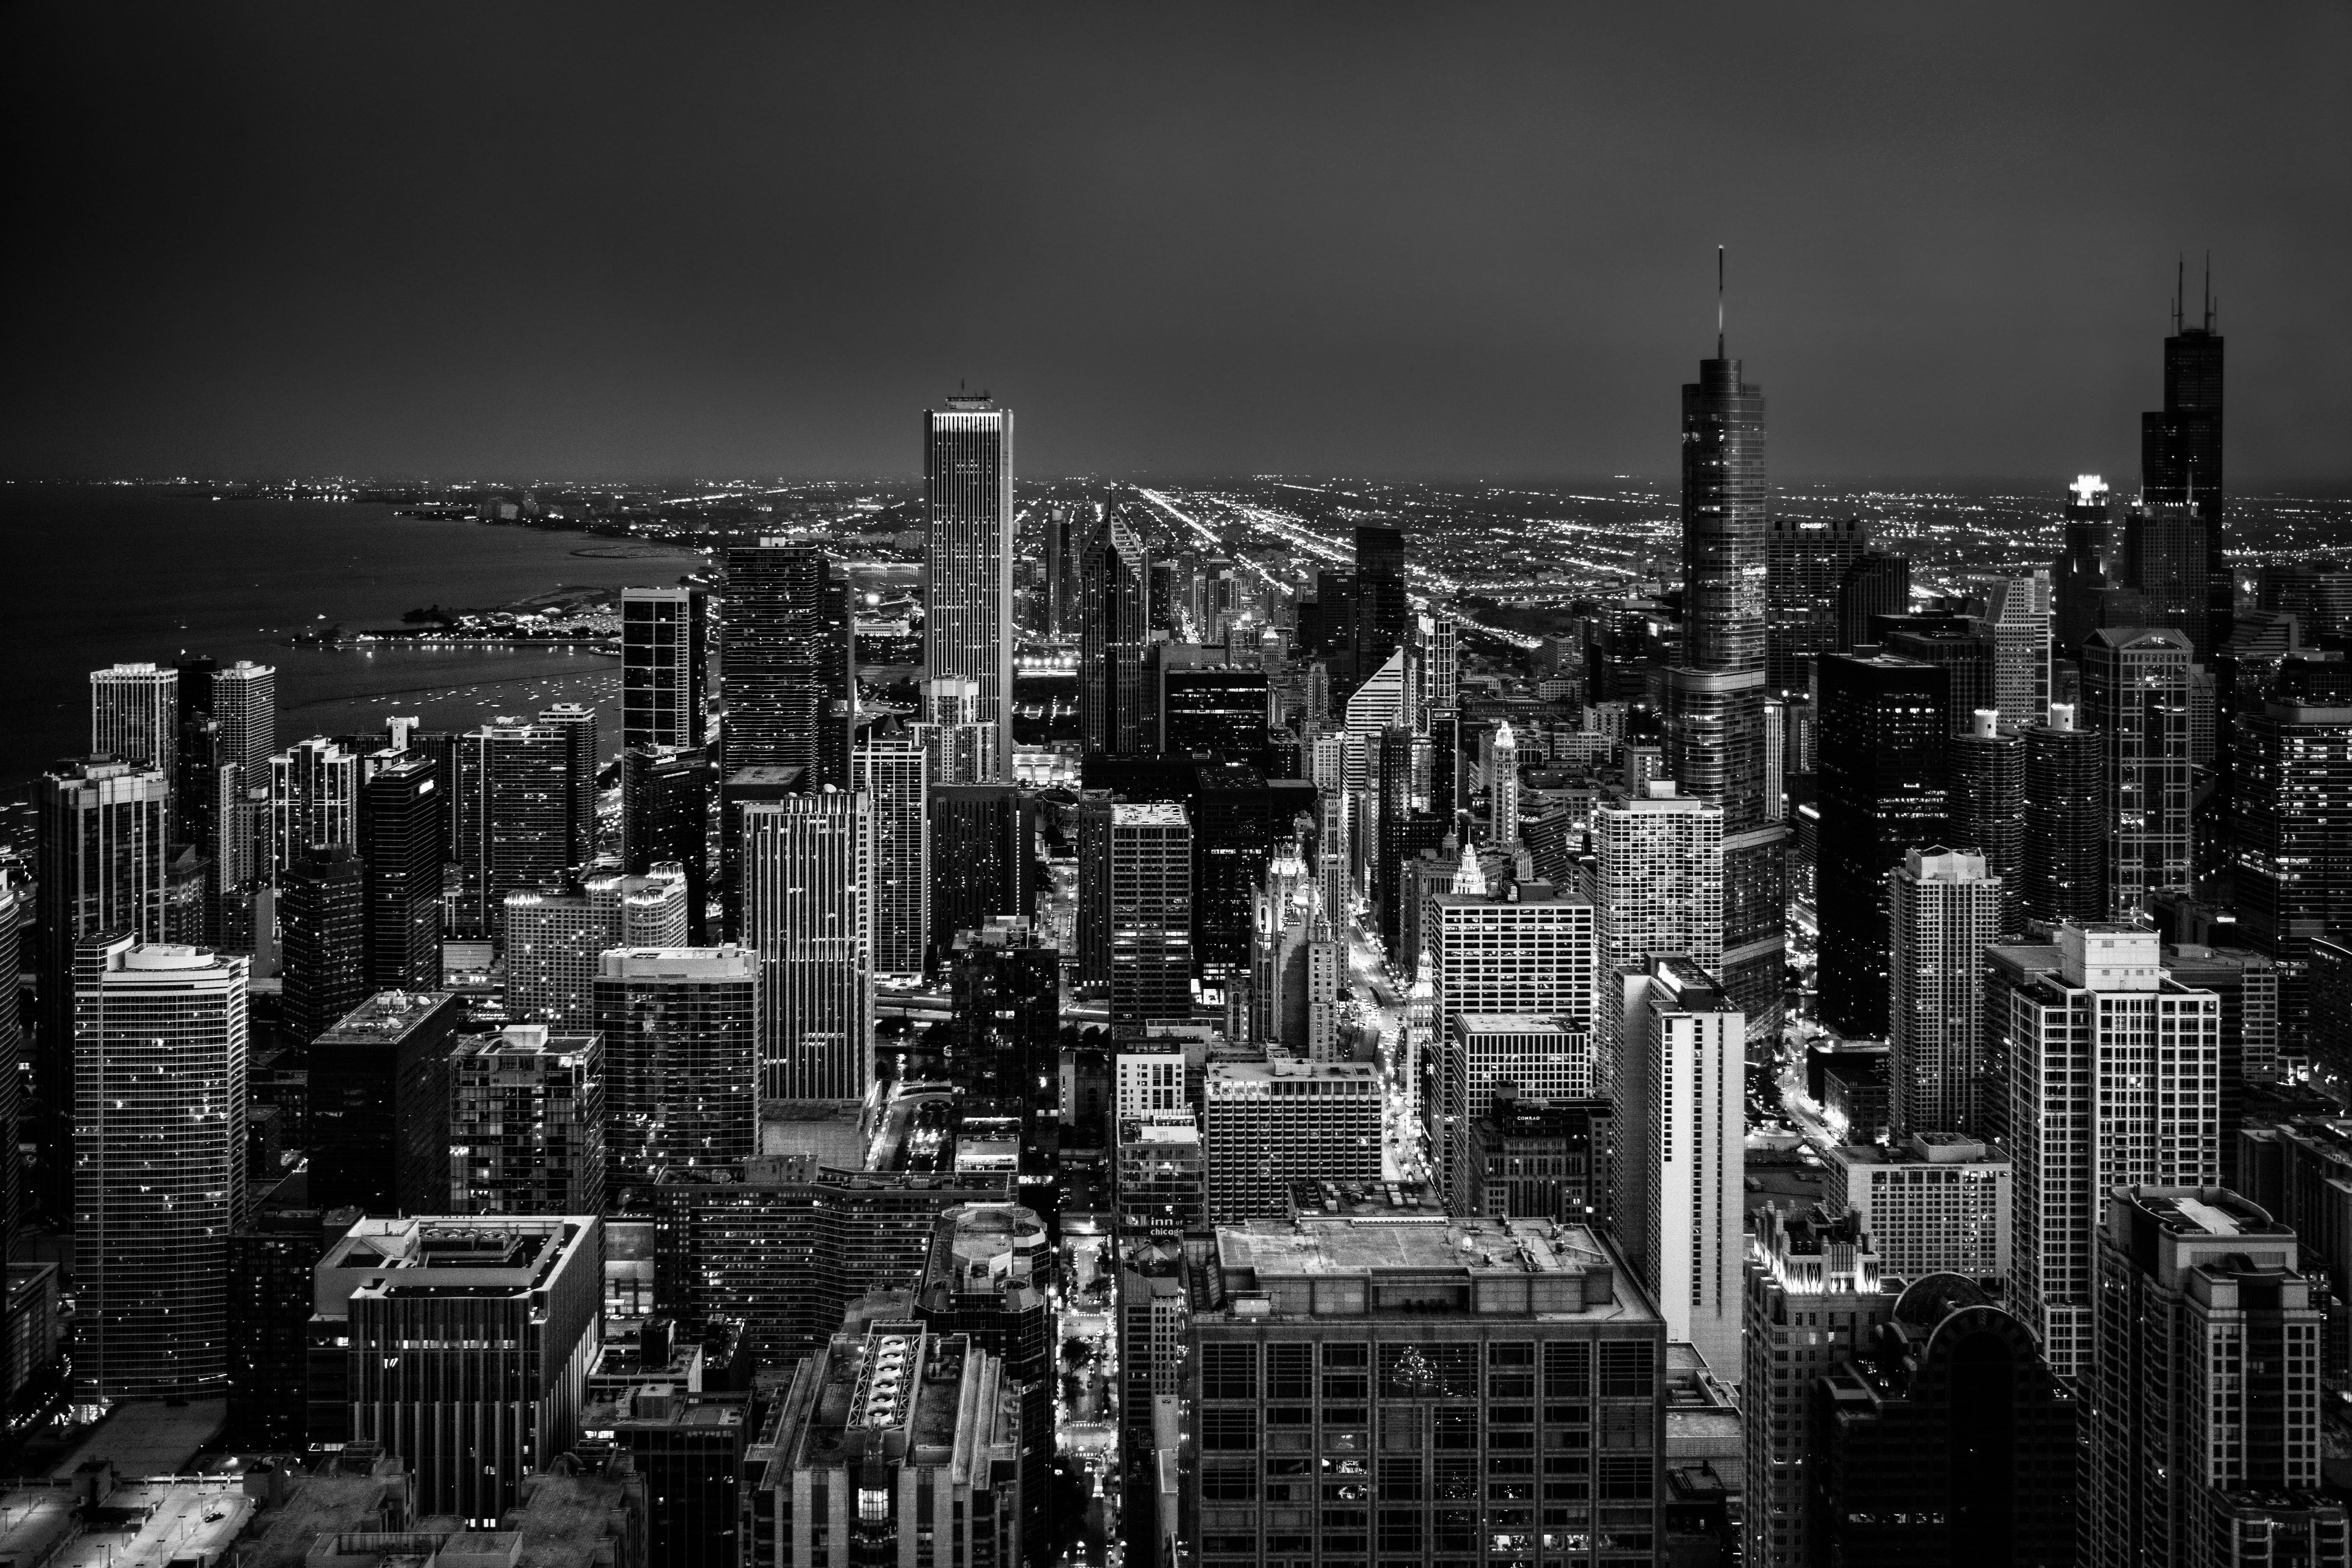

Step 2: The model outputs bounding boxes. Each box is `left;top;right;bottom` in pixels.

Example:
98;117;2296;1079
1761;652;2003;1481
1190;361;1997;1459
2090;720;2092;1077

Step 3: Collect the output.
1716;245;1726;358
2173;252;2217;334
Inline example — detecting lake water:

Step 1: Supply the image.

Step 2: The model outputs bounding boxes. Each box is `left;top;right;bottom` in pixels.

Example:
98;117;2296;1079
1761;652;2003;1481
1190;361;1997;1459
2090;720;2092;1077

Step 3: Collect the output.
0;487;707;791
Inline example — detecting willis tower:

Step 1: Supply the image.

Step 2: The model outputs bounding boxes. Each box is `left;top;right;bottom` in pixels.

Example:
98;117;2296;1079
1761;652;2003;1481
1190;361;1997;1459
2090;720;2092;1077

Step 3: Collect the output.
2141;258;2227;647
1666;251;1784;1041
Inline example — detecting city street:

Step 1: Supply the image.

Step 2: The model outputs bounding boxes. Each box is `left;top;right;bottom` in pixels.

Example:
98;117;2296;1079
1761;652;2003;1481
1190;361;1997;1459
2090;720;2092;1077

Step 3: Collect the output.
1348;916;1431;1184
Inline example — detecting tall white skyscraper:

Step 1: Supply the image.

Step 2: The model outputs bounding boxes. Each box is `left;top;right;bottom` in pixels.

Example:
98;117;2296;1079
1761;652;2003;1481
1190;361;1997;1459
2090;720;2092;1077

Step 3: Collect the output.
1976;569;2053;727
741;792;873;1103
1887;847;2004;1137
1999;922;2220;1378
74;937;247;1398
210;660;278;778
503;864;690;1028
923;396;1015;782
89;661;178;775
1308;731;1361;919
1619;956;1744;1379
857;732;930;977
1490;719;1521;847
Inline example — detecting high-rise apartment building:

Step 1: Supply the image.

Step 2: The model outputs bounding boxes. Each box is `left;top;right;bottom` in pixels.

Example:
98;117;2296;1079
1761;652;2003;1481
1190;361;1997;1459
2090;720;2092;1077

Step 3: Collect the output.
1160;659;1269;759
1887;847;2003;1137
280;846;369;1042
448;1023;606;1216
924;396;1016;781
1188;1202;1665;1568
2093;1186;2344;1567
74;938;247;1398
0;880;20;1262
34;757;169;1219
753;1306;1025;1568
1947;710;2026;939
722;541;853;786
452;717;580;940
621;743;714;942
2021;702;2106;928
1442;1014;1593;1202
1083;802;1192;1021
857;733;929;978
929;785;1036;960
89;661;180;778
740;792;873;1102
595;945;760;1188
1766;515;1869;695
2232;692;2352;1031
1608;957;1744;1376
309;989;463;1217
358;747;443;989
1590;785;1725;1097
1080;502;1153;757
2083;626;2194;918
312;1214;602;1522
1998;923;2221;1378
1741;1205;1902;1568
1976;569;2054;724
1824;1132;2010;1282
1816;653;1949;1038
622;584;708;750
267;736;360;877
504;863;690;1027
1200;1059;1381;1221
209;659;278;779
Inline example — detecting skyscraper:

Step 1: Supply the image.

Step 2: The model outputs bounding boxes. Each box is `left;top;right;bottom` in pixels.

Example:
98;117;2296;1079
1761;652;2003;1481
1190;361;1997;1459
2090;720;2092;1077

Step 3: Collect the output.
2141;266;2228;647
722;541;853;786
1996;923;2220;1379
2093;1186;2342;1566
2232;690;2352;1032
621;743;713;942
73;938;247;1398
1765;515;1868;695
594;945;760;1187
448;1024;606;1216
1591;784;1725;1108
1947;710;2025;940
1079;501;1152;757
1619;956;1744;1378
89;661;179;776
209;659;278;779
279;846;368;1042
266;735;360;877
1976;569;2054;725
1666;322;1784;1037
1836;550;1911;652
1347;521;1408;698
0;879;21;1262
741;792;873;1102
2020;702;2106;928
1886;847;2002;1137
622;585;708;750
2082;626;2194;919
2053;475;2114;656
358;747;444;990
928;784;1036;961
857;731;930;978
308;988;463;1217
1815;653;1950;1039
452;717;575;940
924;394;1016;781
2122;502;2213;658
1488;719;1521;846
1100;802;1193;1022
540;701;600;866
34;757;169;1220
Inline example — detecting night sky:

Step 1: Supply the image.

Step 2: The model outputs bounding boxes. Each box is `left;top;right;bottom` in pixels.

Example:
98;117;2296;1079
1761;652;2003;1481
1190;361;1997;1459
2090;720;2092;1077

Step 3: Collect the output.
5;5;2346;484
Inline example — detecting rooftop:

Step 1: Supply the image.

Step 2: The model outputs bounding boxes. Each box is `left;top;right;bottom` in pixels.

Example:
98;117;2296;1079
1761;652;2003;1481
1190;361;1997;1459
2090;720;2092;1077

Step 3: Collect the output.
317;990;458;1042
2124;1185;2285;1239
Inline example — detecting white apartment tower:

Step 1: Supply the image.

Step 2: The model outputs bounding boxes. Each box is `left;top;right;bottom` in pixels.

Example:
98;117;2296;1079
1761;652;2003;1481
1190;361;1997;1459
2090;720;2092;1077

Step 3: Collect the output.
2001;922;2221;1379
89;661;179;775
1591;784;1725;1104
1619;956;1745;1379
740;791;874;1104
74;938;248;1398
1887;846;2004;1138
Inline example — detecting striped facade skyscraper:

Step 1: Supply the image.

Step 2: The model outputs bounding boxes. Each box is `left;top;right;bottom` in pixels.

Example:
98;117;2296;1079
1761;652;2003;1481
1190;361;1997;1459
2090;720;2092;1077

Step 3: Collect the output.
740;791;874;1103
924;396;1015;780
1887;847;2003;1138
621;585;706;750
1665;294;1786;1040
89;661;179;776
857;731;931;978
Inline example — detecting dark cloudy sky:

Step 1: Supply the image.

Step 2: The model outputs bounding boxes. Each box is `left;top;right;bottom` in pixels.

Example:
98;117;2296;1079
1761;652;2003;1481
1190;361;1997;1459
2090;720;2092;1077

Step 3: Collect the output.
4;4;2346;483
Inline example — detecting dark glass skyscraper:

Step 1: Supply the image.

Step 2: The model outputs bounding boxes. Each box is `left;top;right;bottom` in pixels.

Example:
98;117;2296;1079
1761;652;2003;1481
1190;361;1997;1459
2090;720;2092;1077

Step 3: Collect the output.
1080;501;1152;757
280;846;368;1043
1949;710;2026;940
359;748;443;990
2141;269;2227;647
1347;522;1408;698
1667;336;1784;1036
721;542;851;788
2052;475;2114;657
1837;550;1911;653
621;586;707;751
621;744;714;943
1816;653;1950;1038
2020;704;2107;928
924;395;1016;781
1766;515;1867;695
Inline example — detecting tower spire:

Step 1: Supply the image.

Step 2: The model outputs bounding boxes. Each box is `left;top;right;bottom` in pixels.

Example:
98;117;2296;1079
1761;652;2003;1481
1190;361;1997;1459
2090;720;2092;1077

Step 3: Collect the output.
2203;251;2214;332
1716;245;1726;358
2173;254;2184;334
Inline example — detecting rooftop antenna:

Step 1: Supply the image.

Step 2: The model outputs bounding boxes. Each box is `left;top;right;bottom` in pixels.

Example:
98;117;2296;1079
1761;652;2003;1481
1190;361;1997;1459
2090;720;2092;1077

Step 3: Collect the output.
2203;252;2214;332
1716;245;1726;358
2173;255;2184;335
